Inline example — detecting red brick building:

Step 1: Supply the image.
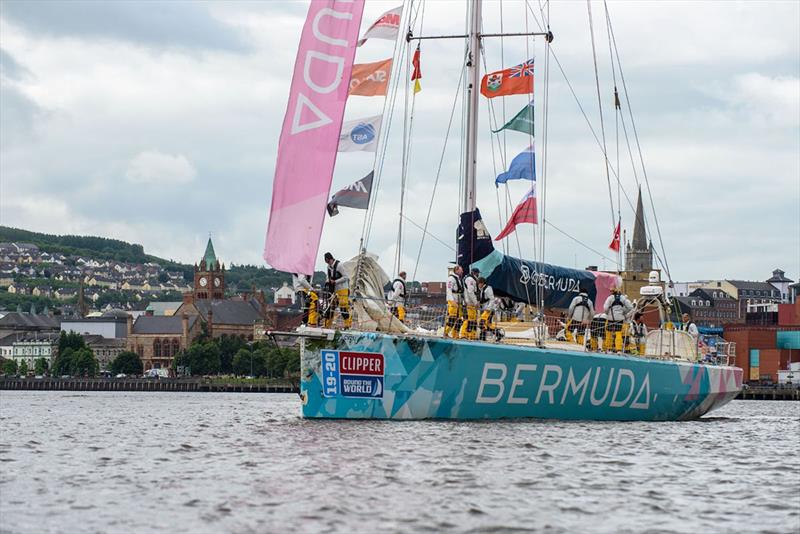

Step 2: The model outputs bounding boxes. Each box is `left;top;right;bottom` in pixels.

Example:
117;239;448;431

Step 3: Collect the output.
724;301;800;382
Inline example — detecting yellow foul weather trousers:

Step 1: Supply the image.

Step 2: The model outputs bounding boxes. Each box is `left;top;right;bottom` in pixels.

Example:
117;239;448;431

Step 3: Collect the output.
459;305;479;340
445;301;461;338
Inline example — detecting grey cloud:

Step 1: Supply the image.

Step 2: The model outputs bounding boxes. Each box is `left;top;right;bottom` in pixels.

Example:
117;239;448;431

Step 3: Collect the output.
0;48;31;80
1;0;250;53
0;84;40;147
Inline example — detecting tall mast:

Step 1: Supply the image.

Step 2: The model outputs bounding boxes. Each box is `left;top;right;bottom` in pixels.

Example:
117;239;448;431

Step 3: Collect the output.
462;0;482;214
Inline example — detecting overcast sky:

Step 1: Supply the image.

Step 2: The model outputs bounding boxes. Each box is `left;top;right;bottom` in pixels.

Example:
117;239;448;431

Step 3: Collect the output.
1;0;798;284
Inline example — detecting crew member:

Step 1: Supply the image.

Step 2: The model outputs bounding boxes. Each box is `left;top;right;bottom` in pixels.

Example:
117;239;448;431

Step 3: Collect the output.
603;286;633;351
390;271;407;323
630;312;648;355
566;284;594;345
445;265;464;338
477;277;498;341
292;273;318;327
459;267;480;340
681;312;698;339
323;252;351;329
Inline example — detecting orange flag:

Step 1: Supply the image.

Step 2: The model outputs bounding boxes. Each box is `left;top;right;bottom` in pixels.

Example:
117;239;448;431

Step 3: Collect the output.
349;58;393;96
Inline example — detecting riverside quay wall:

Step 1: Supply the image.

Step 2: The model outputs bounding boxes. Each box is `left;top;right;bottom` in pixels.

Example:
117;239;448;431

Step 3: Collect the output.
0;377;298;394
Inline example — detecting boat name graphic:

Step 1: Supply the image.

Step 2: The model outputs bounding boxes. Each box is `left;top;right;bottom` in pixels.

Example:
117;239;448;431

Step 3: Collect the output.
476;363;653;410
518;264;582;294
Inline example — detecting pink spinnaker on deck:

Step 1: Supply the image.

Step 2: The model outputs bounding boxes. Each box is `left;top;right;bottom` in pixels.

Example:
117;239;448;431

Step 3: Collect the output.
264;0;365;274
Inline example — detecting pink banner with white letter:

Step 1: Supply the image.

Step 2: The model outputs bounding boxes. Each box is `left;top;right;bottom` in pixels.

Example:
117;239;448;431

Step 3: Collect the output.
264;0;366;274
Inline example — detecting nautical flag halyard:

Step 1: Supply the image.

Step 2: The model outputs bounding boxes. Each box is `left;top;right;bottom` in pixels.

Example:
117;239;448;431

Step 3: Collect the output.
609;221;621;252
480;59;534;98
495;143;535;186
349;58;393;96
493;101;534;136
495;185;538;240
411;45;422;93
358;5;402;46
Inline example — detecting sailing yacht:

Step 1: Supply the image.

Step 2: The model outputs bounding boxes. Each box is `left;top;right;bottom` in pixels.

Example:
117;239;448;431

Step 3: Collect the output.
263;0;742;420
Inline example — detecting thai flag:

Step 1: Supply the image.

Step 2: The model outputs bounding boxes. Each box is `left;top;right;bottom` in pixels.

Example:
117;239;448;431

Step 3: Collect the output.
495;185;538;241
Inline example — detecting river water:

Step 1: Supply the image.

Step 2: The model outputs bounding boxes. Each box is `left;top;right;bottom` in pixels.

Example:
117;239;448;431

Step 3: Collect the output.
0;392;798;534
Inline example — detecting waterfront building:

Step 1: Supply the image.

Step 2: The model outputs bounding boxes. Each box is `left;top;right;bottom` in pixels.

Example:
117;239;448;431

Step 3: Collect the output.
83;335;127;371
0;312;60;338
61;310;130;339
10;333;60;370
766;269;794;303
126;313;201;371
724;300;800;382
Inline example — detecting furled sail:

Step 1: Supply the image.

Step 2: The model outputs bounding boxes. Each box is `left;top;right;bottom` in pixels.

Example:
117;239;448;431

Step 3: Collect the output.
264;1;366;275
458;209;620;310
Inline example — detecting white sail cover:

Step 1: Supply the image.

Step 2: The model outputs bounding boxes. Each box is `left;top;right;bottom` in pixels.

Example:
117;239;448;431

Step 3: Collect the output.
339;252;409;334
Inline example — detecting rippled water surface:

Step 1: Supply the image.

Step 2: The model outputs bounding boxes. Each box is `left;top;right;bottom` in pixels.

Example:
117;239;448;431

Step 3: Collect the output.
0;392;798;533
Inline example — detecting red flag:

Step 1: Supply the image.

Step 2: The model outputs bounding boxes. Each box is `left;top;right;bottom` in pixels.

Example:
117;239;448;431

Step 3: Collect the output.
495;186;538;240
411;45;422;93
481;59;534;99
608;221;621;252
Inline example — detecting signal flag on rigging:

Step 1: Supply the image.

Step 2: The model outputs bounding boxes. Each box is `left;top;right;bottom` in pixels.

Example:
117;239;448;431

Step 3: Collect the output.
608;221;621;252
495;185;538;241
481;59;534;98
411;45;422;94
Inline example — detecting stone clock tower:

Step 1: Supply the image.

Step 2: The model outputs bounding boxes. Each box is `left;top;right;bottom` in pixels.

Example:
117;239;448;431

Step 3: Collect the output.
194;237;225;300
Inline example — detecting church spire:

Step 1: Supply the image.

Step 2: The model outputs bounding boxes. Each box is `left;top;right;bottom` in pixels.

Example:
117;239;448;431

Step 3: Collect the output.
203;236;217;269
632;187;647;251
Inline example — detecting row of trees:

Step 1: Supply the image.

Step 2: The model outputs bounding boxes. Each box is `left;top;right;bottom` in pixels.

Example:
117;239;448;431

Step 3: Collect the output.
172;332;300;378
2;358;49;376
52;331;99;376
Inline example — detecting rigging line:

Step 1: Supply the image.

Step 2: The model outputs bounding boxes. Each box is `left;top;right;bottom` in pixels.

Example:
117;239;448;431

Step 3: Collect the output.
499;0;508;182
363;0;419;251
604;0;621;271
412;59;466;282
523;3;622;190
397;1;426;275
605;3;672;283
524;0;540;309
401;214;455;252
587;0;616;234
396;29;411;275
545;220;618;264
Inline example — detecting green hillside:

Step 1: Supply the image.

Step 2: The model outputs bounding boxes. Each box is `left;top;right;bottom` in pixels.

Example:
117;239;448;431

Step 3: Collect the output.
0;226;324;291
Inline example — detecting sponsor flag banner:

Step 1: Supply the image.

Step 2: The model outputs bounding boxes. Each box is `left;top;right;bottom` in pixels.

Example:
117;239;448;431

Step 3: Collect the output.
480;58;534;98
411;45;422;93
264;0;365;275
327;171;374;216
608;221;621;252
495;143;535;187
495;185;538;240
492;100;534;136
358;5;402;46
349;58;392;96
338;115;382;152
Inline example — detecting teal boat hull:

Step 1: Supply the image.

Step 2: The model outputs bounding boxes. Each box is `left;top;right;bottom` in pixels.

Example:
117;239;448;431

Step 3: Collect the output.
300;331;742;421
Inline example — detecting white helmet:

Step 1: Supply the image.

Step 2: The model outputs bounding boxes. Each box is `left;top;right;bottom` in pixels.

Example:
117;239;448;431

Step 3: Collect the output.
648;270;660;284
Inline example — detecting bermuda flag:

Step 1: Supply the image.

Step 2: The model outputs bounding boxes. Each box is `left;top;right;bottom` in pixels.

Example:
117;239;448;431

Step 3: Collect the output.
495;185;538;240
481;59;534;98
